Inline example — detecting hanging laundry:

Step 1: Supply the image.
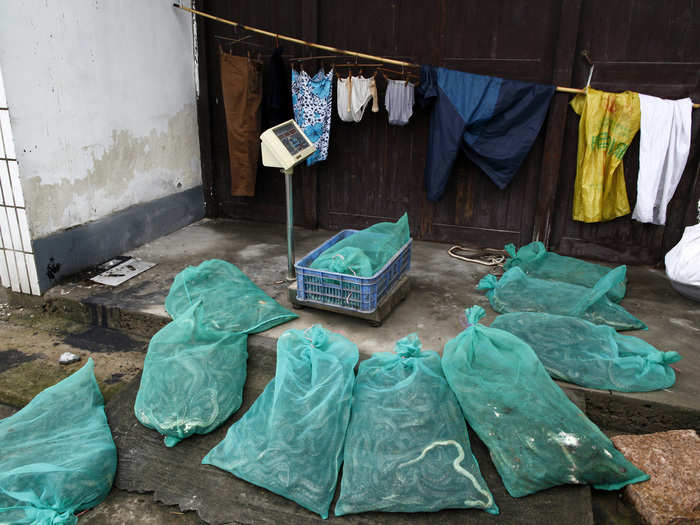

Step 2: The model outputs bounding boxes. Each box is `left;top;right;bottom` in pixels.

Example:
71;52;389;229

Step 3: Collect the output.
385;79;415;126
570;88;640;222
261;46;293;131
370;76;379;113
220;52;263;196
352;75;378;118
336;76;356;122
336;75;379;123
632;95;692;225
291;67;333;165
416;66;554;201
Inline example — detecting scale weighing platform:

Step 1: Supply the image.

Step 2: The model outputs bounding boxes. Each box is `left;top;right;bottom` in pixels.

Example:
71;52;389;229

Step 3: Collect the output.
287;275;411;327
261;119;409;325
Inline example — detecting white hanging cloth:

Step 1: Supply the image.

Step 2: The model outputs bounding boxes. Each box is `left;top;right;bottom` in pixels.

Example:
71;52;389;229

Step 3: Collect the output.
632;94;692;225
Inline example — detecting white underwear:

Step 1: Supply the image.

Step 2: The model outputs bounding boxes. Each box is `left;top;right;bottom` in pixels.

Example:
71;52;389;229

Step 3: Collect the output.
337;76;378;122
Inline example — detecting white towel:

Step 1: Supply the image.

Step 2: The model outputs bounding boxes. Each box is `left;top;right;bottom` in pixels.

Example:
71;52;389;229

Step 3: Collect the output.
633;94;692;225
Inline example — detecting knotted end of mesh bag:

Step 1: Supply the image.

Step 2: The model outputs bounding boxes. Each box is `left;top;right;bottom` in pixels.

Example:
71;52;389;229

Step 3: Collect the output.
395;333;422;358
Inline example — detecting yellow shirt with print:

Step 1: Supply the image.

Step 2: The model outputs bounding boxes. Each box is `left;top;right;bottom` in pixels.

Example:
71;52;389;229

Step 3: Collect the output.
570;89;640;223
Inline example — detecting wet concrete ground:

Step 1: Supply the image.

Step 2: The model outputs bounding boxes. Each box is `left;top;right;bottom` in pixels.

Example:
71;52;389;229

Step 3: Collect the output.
2;217;698;523
32;218;700;432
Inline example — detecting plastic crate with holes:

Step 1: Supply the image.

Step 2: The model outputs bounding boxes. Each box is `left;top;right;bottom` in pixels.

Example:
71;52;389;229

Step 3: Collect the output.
295;230;412;313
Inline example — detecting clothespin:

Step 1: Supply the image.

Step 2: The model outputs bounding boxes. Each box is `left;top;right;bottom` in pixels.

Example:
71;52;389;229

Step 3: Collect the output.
585;65;595;89
582;51;594;90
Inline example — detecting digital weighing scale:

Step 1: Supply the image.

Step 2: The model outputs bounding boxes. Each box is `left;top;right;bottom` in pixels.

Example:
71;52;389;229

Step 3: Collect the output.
260;119;316;281
260;119;410;325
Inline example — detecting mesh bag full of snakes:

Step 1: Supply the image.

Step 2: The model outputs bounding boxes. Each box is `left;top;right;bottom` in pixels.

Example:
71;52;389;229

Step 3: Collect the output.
441;306;649;497
203;325;358;518
134;259;296;447
491;312;680;392
309;213;410;277
335;334;498;516
478;266;646;331
503;241;626;302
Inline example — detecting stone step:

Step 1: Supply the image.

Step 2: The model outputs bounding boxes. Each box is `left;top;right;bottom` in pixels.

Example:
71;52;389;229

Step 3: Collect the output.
7;283;698;436
106;339;596;525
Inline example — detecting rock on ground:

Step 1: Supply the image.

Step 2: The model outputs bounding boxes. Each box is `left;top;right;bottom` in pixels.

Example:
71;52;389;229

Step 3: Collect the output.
612;430;700;525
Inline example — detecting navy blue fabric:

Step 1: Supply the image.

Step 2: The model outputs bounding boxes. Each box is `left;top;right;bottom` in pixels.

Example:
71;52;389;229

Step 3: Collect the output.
417;66;555;201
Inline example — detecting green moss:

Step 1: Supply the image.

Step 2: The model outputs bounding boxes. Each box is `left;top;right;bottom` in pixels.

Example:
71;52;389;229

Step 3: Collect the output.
99;380;128;403
0;361;77;408
0;360;127;408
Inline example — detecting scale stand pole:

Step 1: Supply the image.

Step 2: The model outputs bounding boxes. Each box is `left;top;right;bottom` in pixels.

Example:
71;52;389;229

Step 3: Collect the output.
283;167;295;281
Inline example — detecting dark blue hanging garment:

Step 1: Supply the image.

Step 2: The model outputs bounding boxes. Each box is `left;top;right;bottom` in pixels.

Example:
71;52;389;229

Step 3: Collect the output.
416;66;555;201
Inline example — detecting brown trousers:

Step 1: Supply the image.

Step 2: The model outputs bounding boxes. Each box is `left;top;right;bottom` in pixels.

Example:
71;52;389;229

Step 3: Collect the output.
220;53;263;196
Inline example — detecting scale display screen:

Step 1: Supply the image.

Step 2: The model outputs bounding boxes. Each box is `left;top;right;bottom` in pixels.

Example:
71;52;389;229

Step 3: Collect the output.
260;119;316;170
273;122;311;156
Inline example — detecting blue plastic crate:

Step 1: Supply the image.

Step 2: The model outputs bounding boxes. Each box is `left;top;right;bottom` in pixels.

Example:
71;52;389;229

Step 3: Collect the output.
295;230;412;313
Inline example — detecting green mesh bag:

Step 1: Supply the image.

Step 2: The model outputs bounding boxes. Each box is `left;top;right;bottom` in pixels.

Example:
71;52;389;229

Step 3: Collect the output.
490;312;681;392
203;325;359;518
442;306;649;498
504;242;626;303
136;259;296;447
309;213;410;277
478;266;646;331
135;301;249;447
0;359;117;524
165;259;297;333
335;334;498;516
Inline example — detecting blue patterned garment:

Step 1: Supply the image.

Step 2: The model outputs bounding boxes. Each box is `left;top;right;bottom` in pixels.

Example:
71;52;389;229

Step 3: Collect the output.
291;68;333;165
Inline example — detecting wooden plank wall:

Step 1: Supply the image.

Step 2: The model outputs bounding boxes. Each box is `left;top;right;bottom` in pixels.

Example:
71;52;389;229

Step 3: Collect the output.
196;0;700;264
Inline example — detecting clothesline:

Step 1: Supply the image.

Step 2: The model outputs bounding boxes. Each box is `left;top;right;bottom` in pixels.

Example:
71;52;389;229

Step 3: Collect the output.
174;3;699;108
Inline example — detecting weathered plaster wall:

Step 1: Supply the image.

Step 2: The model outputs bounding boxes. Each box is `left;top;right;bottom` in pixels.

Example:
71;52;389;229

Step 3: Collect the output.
0;0;201;240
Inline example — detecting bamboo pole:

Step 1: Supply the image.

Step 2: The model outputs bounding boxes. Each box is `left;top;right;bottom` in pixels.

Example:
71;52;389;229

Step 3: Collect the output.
173;3;417;67
175;3;699;108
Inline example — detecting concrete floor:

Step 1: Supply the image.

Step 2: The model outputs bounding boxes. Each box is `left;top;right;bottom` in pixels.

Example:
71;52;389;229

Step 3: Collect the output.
41;217;700;430
3;217;697;524
47;218;491;353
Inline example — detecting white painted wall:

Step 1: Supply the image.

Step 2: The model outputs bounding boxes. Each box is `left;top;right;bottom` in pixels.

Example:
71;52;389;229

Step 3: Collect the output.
0;0;201;239
0;64;41;294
